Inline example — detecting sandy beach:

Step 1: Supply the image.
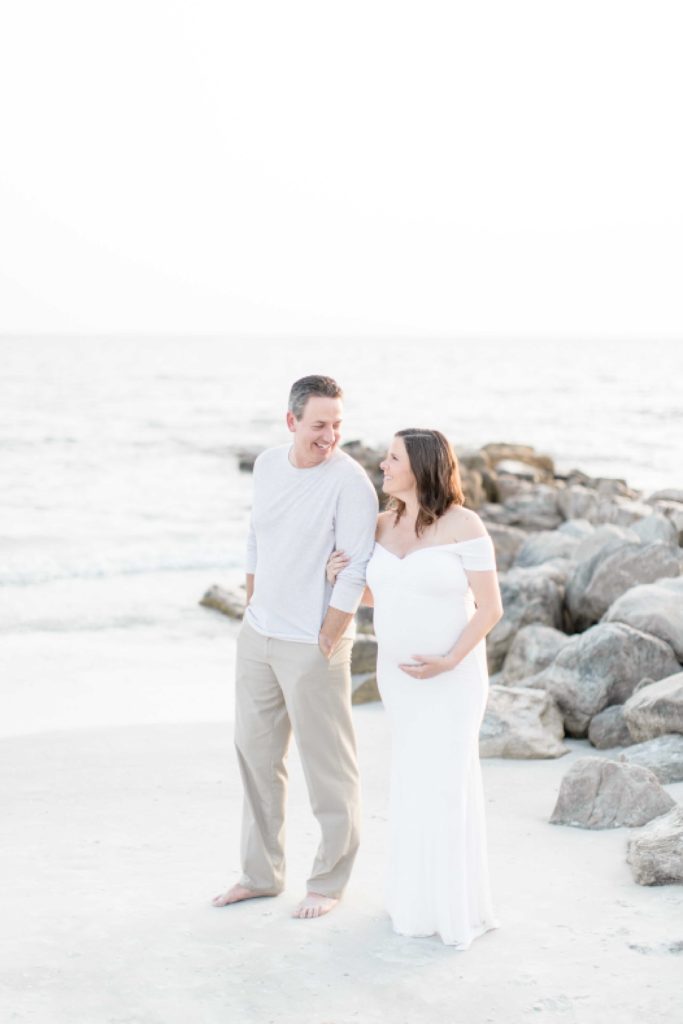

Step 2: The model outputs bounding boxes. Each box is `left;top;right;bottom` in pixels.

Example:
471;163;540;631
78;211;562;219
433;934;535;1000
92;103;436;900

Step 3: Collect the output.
2;625;682;1024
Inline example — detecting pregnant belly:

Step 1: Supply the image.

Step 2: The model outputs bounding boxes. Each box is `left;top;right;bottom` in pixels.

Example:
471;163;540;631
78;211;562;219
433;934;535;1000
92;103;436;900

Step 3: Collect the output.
372;592;471;664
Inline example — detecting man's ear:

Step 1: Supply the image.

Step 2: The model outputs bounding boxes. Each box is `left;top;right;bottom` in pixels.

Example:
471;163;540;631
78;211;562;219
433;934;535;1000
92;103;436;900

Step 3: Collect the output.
286;411;297;433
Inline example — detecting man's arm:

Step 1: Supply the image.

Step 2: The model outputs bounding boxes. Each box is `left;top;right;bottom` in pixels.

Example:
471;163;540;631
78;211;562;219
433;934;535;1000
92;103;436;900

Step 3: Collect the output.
319;606;354;656
246;573;254;604
319;469;378;656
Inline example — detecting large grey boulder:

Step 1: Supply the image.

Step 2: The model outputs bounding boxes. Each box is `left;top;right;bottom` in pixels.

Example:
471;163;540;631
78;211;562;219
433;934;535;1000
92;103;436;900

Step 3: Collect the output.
496;459;545;482
481;443;555;480
587;705;635;750
235;447;263;471
501;624;570;684
494;475;529;504
456;447;492;475
623;672;683;742
479;468;500;504
355;605;374;634
484;522;527;571
199;585;245;619
593;478;640;500
514;530;581;568
479;501;515;526
646;488;683;505
351;675;381;705
500;485;563;530
557;518;595;540
618;734;683;784
479;686;568;759
603;576;683;660
549;757;675;829
558;474;638;499
632;513;678;546
530;623;679;736
627;806;683;885
557;485;599;523
593;497;655;527
351;635;378;675
565;540;680;632
573;524;639;564
486;562;566;672
649;499;683;545
457;449;498;505
460;466;485;509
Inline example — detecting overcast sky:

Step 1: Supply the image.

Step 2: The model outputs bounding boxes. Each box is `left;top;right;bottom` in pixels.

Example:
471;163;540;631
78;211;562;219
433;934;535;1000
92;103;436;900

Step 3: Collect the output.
1;1;681;338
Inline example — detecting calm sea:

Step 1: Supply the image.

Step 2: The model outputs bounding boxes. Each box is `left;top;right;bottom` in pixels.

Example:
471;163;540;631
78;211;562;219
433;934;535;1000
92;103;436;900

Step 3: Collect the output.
1;335;681;638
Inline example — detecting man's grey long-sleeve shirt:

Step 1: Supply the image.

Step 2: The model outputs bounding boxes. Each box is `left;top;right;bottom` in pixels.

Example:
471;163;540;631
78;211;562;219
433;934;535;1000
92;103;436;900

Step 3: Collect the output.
244;444;379;643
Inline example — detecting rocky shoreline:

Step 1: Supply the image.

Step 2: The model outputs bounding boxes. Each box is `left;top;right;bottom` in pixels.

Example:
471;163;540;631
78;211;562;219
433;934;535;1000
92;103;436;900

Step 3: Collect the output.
203;439;683;887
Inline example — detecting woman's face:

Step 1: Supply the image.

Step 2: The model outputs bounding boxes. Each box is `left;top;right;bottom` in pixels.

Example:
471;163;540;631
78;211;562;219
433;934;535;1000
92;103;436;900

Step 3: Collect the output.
380;436;416;498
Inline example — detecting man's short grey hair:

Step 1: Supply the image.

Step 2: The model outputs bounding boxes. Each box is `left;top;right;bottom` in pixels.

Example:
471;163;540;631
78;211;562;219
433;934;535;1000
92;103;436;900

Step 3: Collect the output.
288;375;343;420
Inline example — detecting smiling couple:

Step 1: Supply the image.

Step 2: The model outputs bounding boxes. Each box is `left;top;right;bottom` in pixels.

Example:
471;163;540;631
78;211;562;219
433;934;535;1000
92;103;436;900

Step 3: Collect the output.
212;375;502;947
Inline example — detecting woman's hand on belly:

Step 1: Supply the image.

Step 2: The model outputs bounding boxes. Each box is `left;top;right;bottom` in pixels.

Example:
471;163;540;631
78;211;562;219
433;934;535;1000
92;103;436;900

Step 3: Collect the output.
399;653;455;680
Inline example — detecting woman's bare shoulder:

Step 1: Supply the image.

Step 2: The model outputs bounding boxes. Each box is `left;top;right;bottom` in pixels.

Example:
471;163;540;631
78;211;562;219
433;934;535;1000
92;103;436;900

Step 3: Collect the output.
375;510;394;540
442;505;488;542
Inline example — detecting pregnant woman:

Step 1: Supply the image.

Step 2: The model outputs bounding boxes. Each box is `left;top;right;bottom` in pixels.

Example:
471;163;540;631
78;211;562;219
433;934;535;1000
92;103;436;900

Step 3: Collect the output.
328;429;503;948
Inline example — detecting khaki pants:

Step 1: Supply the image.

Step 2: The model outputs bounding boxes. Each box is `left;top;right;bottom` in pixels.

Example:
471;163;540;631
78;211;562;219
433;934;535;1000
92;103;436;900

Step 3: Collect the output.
234;620;360;898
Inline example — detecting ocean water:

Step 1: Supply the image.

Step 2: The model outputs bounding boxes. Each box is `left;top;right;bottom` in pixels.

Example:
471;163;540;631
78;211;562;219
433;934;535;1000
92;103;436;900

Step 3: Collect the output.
0;335;681;644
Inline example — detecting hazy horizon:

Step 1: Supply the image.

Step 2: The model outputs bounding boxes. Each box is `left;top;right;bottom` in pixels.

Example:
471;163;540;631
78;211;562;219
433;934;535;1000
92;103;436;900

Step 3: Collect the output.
2;332;682;344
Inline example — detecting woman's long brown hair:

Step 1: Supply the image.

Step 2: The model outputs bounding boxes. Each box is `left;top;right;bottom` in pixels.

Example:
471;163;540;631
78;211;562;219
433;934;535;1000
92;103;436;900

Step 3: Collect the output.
387;428;464;536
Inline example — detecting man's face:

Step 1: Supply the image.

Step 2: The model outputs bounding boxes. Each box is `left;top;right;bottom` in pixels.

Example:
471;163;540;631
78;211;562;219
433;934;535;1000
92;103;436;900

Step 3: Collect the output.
286;396;343;467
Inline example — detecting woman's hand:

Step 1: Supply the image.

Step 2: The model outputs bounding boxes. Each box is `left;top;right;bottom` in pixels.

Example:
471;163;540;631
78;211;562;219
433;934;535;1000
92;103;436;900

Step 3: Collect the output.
326;550;350;584
399;654;454;680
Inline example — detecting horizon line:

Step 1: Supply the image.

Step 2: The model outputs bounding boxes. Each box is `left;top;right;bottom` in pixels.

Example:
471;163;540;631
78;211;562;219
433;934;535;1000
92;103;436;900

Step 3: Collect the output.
1;331;682;344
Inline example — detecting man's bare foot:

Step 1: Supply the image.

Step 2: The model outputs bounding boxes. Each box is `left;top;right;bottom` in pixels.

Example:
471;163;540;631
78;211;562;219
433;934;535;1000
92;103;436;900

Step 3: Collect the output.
291;892;339;919
211;884;274;907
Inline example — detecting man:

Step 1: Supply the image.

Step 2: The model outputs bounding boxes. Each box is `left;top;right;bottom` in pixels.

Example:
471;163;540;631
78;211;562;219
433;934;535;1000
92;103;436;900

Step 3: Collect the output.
212;375;378;919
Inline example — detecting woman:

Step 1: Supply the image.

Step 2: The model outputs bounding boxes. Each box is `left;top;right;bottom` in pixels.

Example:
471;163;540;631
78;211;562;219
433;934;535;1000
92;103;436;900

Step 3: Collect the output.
327;429;503;948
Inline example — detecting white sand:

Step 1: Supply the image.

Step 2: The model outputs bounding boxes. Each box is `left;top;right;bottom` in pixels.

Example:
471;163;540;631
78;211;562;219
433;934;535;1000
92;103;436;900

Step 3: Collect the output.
2;627;682;1024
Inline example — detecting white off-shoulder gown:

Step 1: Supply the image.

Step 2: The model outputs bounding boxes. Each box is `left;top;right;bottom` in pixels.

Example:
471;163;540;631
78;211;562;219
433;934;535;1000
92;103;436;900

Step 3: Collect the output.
365;534;499;948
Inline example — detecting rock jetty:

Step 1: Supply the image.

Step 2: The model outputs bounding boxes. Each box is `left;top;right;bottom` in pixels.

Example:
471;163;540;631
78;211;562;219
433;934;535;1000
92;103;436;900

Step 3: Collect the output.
202;438;683;886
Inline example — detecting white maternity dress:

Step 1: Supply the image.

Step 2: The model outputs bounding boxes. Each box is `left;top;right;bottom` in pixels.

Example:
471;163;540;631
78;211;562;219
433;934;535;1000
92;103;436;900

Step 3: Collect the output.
365;534;499;948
